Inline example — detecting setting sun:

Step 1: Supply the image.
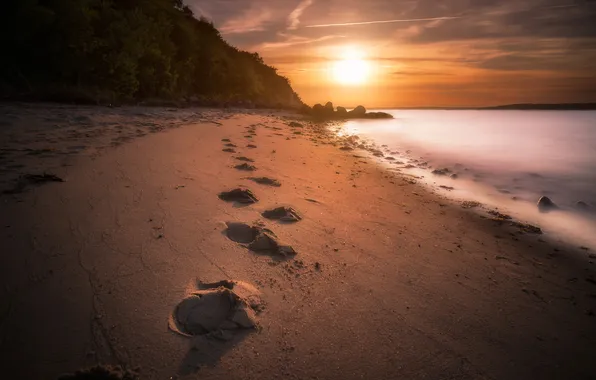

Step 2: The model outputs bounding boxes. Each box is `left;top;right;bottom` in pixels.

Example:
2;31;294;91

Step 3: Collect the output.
332;59;370;85
330;47;371;85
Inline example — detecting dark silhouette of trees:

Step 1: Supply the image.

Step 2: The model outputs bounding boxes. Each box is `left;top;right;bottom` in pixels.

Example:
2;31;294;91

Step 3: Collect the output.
0;0;304;108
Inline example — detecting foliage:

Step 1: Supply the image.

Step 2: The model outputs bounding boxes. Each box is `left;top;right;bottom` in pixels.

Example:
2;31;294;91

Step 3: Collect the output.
0;0;303;108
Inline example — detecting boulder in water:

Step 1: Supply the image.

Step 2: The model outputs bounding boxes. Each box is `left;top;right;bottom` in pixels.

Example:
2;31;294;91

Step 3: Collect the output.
349;105;366;117
432;168;451;176
363;112;393;119
336;106;348;118
537;196;557;211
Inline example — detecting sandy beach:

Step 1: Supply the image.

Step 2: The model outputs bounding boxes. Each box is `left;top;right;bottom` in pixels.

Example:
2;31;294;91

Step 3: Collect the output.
1;103;595;379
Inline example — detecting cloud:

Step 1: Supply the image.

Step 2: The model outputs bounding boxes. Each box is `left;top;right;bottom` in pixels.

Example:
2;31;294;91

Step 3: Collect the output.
288;0;314;30
305;16;461;28
219;7;273;34
258;33;345;49
263;54;468;65
187;0;596;105
404;1;596;43
392;69;455;77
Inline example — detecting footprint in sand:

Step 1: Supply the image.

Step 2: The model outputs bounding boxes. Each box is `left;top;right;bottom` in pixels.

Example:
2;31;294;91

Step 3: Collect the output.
224;143;237;148
247;177;281;187
235;156;254;162
222;148;236;153
169;280;262;338
224;222;297;257
247;144;257;149
262;207;301;222
219;188;258;204
234;163;257;171
221;138;231;142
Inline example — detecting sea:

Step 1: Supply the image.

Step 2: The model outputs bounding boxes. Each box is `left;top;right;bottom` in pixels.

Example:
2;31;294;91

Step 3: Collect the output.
340;110;596;251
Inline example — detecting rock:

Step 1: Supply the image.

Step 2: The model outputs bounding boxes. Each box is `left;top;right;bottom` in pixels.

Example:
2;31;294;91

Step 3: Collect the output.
576;201;590;211
324;102;334;113
336;106;348;118
363;112;393;119
288;121;303;128
432;168;451;176
312;103;325;118
450;173;458;179
537;196;557;211
349;105;366;117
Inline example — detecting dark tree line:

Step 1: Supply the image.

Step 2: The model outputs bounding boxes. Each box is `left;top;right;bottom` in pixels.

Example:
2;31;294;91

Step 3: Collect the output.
0;0;304;108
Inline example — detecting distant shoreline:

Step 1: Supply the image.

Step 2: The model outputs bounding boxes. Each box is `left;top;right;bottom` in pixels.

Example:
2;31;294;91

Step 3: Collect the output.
379;103;596;111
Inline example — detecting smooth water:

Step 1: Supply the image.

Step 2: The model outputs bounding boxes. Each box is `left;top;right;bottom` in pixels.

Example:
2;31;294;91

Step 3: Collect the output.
342;110;596;250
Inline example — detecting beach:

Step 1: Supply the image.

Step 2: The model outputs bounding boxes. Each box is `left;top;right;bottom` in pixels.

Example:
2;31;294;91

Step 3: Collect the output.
1;103;595;379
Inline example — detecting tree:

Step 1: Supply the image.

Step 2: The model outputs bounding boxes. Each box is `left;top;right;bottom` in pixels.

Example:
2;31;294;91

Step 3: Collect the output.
0;0;305;108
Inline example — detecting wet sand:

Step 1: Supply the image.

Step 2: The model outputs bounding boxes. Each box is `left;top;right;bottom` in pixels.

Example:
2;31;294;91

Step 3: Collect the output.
1;103;595;379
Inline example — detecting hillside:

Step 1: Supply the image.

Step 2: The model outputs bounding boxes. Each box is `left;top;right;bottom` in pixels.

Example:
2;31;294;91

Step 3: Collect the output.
0;0;304;109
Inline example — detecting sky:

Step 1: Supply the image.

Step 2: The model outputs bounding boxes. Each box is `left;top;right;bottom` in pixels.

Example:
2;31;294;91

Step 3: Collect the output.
188;0;596;107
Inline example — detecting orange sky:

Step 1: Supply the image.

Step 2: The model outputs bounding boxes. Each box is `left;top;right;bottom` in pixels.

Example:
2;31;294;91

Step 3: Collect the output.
190;0;596;107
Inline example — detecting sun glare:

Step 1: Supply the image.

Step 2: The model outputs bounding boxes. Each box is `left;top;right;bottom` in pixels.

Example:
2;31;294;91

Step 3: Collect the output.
331;47;371;85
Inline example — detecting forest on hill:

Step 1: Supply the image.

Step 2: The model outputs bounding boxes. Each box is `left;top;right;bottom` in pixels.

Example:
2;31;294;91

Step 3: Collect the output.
0;0;304;108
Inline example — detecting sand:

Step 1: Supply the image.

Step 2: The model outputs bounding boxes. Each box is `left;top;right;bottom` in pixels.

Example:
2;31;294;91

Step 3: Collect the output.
0;103;596;379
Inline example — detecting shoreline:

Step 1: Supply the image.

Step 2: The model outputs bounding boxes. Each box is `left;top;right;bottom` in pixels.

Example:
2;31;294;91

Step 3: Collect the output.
334;111;596;252
1;104;595;379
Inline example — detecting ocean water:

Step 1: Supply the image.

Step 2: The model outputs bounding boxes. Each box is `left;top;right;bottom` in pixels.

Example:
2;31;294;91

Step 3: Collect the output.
341;110;596;250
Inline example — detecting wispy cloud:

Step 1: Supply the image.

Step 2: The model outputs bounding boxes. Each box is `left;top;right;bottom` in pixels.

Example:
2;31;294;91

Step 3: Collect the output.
305;16;461;29
220;8;272;34
258;34;344;49
288;0;314;30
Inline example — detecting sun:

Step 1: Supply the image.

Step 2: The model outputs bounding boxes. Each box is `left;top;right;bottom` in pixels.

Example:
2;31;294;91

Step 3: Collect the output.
331;47;371;85
332;59;370;85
